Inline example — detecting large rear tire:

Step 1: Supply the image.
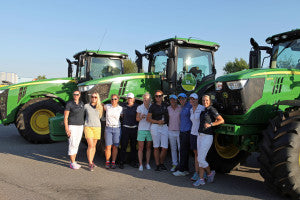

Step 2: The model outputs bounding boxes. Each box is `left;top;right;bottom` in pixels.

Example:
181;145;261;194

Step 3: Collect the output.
15;98;64;143
258;108;300;199
207;134;250;173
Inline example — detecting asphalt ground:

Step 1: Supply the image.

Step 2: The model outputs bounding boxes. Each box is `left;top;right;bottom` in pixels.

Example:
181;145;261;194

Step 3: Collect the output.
0;124;288;200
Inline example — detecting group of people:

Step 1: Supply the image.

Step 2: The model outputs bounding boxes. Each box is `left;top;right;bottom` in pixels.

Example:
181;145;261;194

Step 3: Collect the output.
64;89;224;186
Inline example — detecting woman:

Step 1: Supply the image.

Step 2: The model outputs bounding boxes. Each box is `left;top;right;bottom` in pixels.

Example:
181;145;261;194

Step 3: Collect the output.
167;94;181;172
84;92;103;171
136;92;152;171
104;94;123;169
193;95;224;186
147;90;169;171
119;93;139;169
189;93;205;181
64;90;85;169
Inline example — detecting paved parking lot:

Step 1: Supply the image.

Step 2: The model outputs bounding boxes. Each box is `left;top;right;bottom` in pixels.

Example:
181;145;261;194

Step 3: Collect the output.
0;124;287;200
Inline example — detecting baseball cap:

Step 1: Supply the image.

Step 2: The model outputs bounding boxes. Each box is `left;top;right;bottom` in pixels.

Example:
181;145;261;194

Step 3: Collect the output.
178;93;187;98
169;94;177;100
189;93;198;99
127;93;134;98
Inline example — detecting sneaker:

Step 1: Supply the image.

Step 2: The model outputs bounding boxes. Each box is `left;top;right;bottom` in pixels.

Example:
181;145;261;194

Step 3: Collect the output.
160;164;167;171
191;172;199;181
173;170;186;176
70;162;80;170
193;178;205;186
89;164;94;172
75;162;81;168
92;162;97;168
139;165;143;171
207;170;216;183
111;162;116;169
170;165;177;172
105;161;110;169
155;165;160;171
145;164;151;170
183;171;190;176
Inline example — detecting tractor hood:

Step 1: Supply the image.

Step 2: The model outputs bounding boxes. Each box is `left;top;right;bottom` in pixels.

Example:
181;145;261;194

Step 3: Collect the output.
216;68;300;82
0;77;76;92
78;72;159;87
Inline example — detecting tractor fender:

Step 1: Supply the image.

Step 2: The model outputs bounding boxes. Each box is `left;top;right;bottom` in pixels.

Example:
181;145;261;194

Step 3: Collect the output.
29;92;67;107
275;100;300;108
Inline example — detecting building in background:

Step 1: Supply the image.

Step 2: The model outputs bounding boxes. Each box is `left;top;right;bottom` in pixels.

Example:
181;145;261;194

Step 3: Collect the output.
0;72;18;84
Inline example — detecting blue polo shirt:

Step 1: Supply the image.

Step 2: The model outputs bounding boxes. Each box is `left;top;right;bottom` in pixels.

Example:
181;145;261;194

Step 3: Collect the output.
180;101;192;132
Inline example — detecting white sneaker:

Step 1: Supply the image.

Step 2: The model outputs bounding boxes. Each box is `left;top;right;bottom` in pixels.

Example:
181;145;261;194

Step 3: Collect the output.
70;162;80;169
170;165;176;172
145;164;151;170
173;170;186;176
139;165;143;171
183;171;190;175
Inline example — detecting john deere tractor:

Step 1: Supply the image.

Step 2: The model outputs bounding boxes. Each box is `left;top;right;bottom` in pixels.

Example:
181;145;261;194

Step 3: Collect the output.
49;37;220;151
211;29;300;199
0;50;128;143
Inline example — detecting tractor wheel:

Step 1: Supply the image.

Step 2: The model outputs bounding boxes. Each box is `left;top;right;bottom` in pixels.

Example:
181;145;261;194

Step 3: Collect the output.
15;98;64;143
207;134;250;173
258;108;300;199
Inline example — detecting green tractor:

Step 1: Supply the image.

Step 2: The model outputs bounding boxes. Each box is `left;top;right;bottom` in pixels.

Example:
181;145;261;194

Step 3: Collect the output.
49;37;220;151
211;29;300;199
0;50;128;143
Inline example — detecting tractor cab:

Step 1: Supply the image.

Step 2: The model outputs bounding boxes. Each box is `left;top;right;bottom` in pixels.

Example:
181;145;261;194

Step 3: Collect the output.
136;38;219;95
67;50;128;83
249;29;300;70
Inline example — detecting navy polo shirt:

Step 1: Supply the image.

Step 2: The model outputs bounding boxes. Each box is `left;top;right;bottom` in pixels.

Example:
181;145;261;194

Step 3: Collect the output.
180;101;192;132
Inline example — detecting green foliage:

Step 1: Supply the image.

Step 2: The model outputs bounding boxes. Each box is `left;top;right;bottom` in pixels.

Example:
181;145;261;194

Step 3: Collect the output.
223;58;249;74
124;59;137;74
36;75;47;80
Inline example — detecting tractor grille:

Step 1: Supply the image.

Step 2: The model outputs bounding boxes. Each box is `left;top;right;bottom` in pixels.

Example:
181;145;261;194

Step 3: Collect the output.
215;78;265;115
0;89;9;120
81;83;112;103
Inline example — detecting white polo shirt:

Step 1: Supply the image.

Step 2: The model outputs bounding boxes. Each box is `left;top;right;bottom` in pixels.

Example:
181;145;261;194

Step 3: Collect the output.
104;104;123;127
190;104;205;136
137;103;151;131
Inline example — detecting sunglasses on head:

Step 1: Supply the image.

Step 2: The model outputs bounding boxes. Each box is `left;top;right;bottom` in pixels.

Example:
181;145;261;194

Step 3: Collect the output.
155;95;162;98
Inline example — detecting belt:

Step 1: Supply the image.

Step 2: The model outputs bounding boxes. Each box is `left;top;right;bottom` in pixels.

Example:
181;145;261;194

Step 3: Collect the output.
107;125;120;128
123;125;137;128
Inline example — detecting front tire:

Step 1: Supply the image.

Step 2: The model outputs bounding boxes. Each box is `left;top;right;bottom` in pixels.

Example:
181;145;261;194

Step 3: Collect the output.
258;108;300;199
16;98;64;143
207;134;250;173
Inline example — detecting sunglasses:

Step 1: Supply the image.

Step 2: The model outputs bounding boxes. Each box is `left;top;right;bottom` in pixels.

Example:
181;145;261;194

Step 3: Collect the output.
111;98;118;100
91;96;97;98
73;93;80;96
155;95;162;98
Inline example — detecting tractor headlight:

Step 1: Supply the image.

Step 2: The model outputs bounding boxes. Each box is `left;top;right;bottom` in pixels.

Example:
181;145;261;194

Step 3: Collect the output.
226;80;248;90
215;82;223;91
78;85;95;92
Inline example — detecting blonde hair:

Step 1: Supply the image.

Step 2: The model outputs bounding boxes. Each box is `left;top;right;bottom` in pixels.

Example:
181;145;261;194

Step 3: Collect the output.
92;92;103;118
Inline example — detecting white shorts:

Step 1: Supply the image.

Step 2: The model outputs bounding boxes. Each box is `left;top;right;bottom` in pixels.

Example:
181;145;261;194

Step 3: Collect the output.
68;125;84;155
150;124;168;149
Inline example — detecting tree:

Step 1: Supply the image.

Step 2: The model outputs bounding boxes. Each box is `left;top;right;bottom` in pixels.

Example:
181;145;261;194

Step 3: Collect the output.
35;75;47;80
124;59;137;74
223;58;249;74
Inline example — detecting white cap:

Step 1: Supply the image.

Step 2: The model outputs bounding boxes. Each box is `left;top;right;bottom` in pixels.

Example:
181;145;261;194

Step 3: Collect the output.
189;93;198;99
127;92;134;98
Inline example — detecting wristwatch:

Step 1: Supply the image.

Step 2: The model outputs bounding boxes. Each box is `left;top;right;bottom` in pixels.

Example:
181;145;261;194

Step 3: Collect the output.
210;122;213;126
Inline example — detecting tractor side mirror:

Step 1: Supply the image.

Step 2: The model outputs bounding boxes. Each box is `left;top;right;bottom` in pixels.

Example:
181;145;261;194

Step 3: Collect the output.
66;58;73;77
249;50;261;69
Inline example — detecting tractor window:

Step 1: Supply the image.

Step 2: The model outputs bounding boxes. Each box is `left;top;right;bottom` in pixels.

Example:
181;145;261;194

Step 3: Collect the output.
272;40;300;69
177;47;213;81
90;57;122;79
78;60;87;80
150;50;168;73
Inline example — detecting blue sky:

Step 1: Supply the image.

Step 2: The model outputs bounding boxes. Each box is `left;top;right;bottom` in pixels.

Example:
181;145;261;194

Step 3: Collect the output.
0;0;299;79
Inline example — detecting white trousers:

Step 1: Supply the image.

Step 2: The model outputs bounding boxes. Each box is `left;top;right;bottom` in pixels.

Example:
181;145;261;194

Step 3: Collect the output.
197;133;213;168
68;125;84;155
168;130;180;166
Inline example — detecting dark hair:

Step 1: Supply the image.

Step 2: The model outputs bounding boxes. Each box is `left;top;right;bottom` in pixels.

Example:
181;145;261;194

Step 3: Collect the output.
111;94;119;99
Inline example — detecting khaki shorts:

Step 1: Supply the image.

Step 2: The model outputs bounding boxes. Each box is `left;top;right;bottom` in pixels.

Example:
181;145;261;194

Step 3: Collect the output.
84;126;101;140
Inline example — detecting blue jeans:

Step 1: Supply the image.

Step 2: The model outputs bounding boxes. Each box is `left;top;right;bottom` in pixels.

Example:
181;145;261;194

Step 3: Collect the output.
105;126;121;147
